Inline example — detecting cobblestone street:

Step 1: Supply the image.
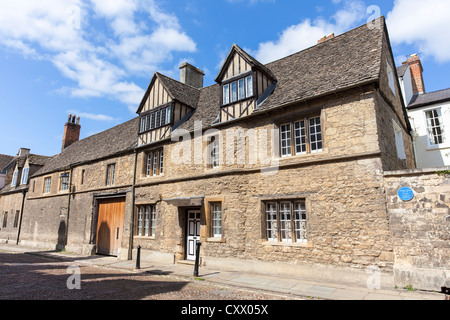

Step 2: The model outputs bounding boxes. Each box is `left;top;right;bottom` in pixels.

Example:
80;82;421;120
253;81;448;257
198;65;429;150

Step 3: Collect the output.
0;252;292;300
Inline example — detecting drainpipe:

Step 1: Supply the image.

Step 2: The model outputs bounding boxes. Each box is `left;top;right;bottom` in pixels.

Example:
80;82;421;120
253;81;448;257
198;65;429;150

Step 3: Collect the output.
15;188;27;245
64;167;74;249
128;150;138;261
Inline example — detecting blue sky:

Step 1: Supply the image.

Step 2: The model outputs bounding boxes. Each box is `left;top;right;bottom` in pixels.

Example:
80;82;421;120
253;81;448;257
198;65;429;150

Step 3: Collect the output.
1;0;449;157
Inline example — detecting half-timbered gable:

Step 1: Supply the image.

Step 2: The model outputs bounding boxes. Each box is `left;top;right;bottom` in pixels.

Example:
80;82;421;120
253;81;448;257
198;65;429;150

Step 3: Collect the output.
215;44;277;122
137;73;200;146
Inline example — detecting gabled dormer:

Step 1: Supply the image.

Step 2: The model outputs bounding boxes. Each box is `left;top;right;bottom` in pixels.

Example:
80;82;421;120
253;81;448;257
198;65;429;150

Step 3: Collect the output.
136;70;201;146
215;44;277;122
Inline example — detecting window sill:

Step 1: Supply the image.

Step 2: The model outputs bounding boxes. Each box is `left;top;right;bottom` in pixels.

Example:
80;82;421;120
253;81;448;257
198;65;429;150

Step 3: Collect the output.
426;144;450;151
279;149;327;160
206;237;226;243
134;236;156;240
262;241;311;248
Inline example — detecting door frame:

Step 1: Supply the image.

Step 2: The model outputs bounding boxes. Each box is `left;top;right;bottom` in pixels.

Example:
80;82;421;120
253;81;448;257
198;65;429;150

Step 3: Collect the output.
185;209;201;261
91;193;127;257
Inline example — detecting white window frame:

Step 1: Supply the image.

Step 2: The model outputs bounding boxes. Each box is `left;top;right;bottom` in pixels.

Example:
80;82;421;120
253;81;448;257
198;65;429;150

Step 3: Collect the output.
137;205;156;237
294;120;307;155
209;136;220;169
222;75;254;106
392;120;406;160
280;124;292;157
264;200;307;243
223;84;230;105
212;203;222;238
43;177;51;194
425;108;446;147
106;164;115;186
265;203;278;242
20;167;29;185
11;170;18;187
309;116;323;153
245;75;253;97
146;149;163;177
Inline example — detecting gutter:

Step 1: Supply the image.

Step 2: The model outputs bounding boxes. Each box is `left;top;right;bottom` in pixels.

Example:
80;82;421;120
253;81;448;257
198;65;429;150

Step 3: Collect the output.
15;188;27;245
64;167;74;249
128;150;138;261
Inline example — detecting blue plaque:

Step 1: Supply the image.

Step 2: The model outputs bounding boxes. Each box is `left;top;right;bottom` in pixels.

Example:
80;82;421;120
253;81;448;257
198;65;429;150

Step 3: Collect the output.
398;187;414;202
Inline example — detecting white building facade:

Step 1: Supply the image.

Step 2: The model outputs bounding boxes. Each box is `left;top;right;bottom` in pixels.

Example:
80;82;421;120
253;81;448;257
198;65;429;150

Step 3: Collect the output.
398;54;450;168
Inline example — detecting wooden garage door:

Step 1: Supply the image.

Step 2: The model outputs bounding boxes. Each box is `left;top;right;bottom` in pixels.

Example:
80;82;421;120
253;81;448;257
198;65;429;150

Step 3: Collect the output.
96;198;126;256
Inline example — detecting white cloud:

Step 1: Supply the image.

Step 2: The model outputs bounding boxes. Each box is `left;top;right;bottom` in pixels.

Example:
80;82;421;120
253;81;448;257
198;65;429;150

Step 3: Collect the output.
250;0;366;64
66;110;117;122
387;0;450;63
0;0;197;110
226;0;275;4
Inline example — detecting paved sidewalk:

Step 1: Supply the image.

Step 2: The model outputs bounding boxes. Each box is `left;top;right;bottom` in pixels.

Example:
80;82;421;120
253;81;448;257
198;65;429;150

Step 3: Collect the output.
0;244;445;300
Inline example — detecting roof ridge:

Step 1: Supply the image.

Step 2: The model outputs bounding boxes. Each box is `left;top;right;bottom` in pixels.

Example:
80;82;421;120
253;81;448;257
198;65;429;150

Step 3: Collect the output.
265;16;385;68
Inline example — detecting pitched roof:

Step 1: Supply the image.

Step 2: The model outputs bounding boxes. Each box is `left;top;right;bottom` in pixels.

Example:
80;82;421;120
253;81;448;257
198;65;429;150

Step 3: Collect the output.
256;21;384;113
397;64;409;77
215;44;277;82
156;72;201;108
137;73;201;113
177;17;386;131
33;117;139;177
408;88;450;109
0;154;14;172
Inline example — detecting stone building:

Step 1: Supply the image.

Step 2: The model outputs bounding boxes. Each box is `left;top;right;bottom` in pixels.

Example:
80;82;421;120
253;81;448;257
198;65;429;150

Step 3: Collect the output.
0;148;50;244
5;17;432;287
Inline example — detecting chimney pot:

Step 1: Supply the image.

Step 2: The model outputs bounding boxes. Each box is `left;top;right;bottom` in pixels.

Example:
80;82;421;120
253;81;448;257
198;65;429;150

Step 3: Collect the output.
318;33;335;44
179;62;204;89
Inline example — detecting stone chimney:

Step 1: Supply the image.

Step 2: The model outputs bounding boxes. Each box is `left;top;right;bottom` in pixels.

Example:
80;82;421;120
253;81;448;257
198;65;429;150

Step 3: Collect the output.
404;54;425;95
17;148;30;157
179;62;204;89
318;33;335;44
62;114;81;152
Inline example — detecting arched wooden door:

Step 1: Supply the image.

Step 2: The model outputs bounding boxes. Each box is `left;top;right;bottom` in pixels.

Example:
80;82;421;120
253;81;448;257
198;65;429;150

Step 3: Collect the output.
96;197;126;256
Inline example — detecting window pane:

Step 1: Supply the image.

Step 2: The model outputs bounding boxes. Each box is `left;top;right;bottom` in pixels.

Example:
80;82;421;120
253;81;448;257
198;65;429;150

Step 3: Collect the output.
294;121;306;155
138;207;143;236
146;153;152;176
150;113;156;130
155;110;161;128
309;117;323;152
211;137;219;168
44;177;51;194
279;202;292;242
231;81;237;103
144;206;150;237
426;109;445;145
223;84;230;105
153;152;158;176
238;79;245;100
21;168;29;185
140;117;146;133
265;203;277;241
166;106;172;124
159;150;164;175
246;76;253;97
160;108;166;126
150;206;156;237
11;171;18;187
212;204;222;237
294;201;307;243
280;124;292;157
